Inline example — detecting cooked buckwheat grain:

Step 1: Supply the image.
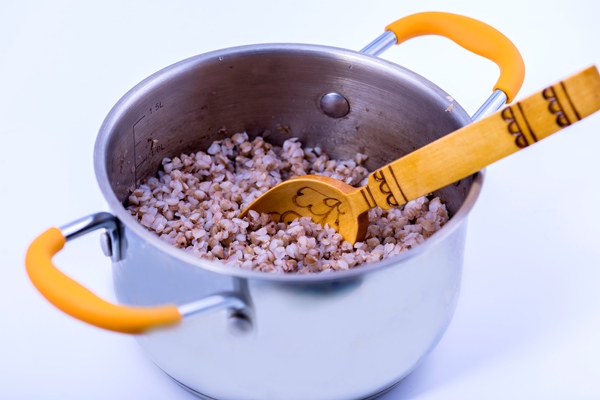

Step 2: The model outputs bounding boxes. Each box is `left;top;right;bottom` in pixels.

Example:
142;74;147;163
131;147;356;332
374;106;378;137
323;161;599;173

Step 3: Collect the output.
127;132;449;273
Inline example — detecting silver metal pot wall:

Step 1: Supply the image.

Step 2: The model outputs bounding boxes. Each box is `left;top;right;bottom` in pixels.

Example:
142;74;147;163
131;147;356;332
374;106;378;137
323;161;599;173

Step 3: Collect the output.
26;12;524;400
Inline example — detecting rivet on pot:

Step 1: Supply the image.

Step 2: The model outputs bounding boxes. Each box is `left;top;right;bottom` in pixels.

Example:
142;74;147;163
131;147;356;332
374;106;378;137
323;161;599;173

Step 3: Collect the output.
320;92;350;118
99;232;113;258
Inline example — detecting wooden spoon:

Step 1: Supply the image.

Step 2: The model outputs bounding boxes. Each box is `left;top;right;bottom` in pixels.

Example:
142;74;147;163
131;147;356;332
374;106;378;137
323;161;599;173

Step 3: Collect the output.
241;66;600;244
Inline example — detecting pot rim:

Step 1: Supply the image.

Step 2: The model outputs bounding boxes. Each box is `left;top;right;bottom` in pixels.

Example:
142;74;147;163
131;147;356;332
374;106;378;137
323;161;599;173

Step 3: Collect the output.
94;43;482;283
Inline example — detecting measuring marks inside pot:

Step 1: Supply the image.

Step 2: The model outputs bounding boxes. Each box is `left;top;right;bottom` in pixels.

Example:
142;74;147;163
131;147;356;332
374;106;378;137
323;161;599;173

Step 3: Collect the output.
130;101;167;186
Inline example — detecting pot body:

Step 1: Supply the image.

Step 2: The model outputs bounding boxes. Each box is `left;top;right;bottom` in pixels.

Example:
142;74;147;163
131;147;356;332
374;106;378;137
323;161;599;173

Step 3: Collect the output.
95;44;480;400
116;217;469;400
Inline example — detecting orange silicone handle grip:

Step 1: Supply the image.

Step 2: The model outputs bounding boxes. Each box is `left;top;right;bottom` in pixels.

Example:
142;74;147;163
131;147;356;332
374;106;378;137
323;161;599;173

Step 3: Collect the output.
25;227;182;334
386;12;525;103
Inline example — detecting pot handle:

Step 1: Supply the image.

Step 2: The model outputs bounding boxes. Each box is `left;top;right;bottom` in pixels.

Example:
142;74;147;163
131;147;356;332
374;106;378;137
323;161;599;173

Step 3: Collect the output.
26;213;249;334
362;12;525;117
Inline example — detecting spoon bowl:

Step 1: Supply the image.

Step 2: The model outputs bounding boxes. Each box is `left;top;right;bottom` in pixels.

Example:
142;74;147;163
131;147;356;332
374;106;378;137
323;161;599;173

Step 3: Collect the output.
242;175;370;243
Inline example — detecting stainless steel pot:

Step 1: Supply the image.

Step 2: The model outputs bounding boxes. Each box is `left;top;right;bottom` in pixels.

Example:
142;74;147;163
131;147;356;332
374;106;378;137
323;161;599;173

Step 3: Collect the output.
26;12;524;400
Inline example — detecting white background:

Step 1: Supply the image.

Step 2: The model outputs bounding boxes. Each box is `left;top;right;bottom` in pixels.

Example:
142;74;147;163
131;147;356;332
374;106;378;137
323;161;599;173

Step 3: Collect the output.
2;1;600;399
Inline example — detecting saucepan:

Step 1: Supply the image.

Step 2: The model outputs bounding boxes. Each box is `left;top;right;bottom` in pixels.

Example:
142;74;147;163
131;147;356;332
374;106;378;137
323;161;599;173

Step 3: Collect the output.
26;12;524;400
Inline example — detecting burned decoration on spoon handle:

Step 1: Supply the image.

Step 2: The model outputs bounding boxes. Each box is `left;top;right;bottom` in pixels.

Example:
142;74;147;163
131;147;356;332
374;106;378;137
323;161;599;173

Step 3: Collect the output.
361;66;600;212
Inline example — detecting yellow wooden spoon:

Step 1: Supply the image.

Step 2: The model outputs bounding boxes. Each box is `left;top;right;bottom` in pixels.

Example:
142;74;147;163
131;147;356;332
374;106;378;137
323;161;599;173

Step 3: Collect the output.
241;66;600;244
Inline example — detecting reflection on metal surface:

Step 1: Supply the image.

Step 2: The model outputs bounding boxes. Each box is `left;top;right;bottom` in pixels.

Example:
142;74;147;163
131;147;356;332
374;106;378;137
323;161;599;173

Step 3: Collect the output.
360;30;397;56
178;293;248;319
471;89;507;121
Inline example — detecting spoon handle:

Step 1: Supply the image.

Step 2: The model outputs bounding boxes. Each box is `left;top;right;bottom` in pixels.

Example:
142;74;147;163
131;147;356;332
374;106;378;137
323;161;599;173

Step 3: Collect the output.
358;66;600;212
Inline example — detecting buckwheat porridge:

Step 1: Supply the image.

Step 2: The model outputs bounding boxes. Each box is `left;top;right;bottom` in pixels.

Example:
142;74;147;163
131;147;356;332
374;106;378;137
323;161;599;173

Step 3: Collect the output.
127;132;449;273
